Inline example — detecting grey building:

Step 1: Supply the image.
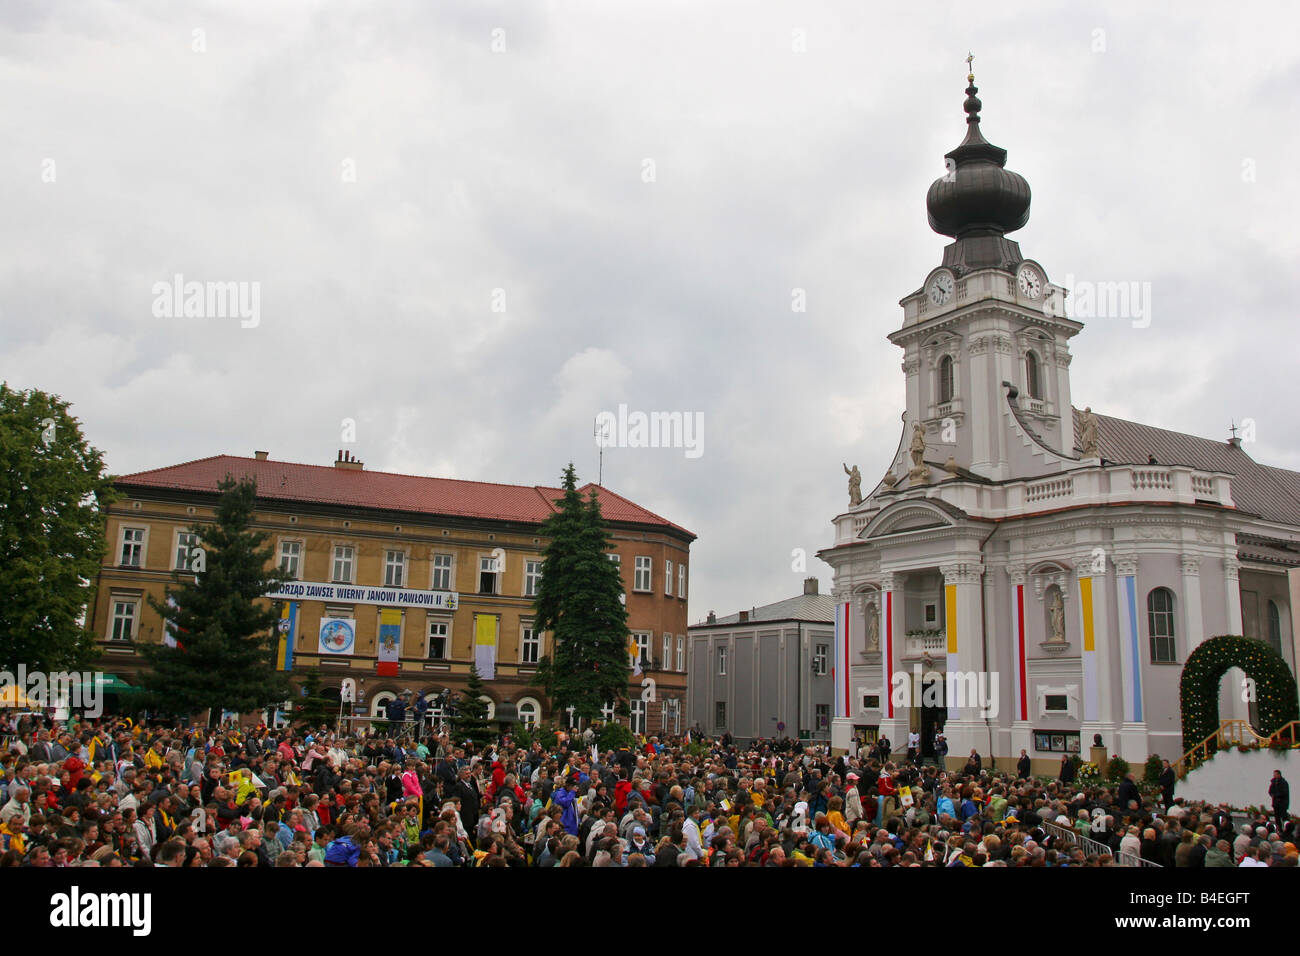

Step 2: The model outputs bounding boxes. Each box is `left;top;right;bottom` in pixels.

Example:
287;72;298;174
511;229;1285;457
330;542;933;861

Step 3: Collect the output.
687;578;835;743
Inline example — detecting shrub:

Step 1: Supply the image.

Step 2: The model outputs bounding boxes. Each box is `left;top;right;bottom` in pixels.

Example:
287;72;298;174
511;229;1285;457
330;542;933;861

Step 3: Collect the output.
1105;756;1130;781
595;721;636;751
1143;754;1163;785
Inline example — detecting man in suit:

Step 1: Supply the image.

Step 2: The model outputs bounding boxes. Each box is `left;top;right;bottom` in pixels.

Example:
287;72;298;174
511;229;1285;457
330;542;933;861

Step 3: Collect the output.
1016;750;1031;780
1158;760;1176;809
1269;770;1290;832
454;765;481;833
1117;771;1142;812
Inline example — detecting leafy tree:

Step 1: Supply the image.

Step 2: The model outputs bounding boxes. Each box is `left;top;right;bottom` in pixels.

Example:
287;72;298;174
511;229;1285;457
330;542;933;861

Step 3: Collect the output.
0;384;117;673
455;663;494;749
139;476;293;723
293;669;333;730
595;720;636;751
533;464;630;722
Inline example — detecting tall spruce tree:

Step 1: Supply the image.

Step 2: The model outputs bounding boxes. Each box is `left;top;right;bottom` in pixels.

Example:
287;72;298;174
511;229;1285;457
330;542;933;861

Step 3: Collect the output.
533;464;630;722
0;384;116;673
140;475;293;722
455;663;494;749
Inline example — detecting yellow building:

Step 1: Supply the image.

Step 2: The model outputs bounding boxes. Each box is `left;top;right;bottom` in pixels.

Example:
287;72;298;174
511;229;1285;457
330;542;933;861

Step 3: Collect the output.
90;450;695;732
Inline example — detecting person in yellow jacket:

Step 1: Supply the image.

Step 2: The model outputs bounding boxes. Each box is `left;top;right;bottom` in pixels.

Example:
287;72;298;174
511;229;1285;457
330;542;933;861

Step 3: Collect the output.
144;741;165;772
0;818;26;856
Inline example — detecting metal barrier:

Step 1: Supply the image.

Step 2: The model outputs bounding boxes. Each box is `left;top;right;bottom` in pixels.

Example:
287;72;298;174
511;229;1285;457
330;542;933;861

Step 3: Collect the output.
1039;820;1161;867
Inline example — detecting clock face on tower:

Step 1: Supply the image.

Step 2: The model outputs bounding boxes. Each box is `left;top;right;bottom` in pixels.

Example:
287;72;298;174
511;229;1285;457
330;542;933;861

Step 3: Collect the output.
927;271;954;306
1016;264;1043;299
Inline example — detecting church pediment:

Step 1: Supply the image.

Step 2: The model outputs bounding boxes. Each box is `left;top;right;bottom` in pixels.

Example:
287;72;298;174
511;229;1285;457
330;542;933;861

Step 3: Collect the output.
861;499;963;539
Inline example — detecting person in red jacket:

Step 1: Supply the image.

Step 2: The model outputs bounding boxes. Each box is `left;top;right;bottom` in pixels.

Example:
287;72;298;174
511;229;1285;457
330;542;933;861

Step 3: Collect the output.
614;775;633;815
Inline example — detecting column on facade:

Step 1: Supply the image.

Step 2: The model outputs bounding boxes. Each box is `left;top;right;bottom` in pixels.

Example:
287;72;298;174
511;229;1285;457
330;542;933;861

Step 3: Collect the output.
939;561;986;762
1113;553;1148;762
1215;554;1250;722
830;589;855;750
1076;550;1117;746
1223;556;1243;635
877;571;908;746
1007;566;1033;758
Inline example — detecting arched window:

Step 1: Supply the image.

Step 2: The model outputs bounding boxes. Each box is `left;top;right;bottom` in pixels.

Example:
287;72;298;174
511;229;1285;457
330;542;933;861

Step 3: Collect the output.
516;697;540;728
1268;600;1283;654
370;691;397;718
1025;351;1041;400
939;355;955;404
1148;588;1176;662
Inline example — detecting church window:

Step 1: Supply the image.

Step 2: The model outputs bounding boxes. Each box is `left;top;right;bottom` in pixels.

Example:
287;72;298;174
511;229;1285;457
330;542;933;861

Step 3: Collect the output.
939;355;955;404
1147;587;1176;662
1268;600;1283;655
1026;351;1042;400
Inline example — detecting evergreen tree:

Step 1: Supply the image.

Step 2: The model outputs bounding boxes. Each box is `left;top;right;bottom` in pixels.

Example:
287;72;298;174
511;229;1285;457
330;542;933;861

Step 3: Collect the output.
0;384;117;673
293;669;333;730
533;464;630;722
456;663;494;748
140;475;293;723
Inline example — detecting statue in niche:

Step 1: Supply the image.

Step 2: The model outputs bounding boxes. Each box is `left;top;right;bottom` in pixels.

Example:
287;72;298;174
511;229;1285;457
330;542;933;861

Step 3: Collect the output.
866;603;879;650
843;463;862;506
1048;588;1066;643
908;424;930;484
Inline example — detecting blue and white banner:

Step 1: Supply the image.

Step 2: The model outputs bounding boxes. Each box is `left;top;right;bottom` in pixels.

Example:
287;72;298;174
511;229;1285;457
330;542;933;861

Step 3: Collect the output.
318;618;356;655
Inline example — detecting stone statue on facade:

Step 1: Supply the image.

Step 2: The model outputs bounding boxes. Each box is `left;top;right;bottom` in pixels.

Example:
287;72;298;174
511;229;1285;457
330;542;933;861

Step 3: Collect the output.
843;462;862;506
866;603;879;650
1048;588;1066;642
1079;406;1100;459
908;423;929;484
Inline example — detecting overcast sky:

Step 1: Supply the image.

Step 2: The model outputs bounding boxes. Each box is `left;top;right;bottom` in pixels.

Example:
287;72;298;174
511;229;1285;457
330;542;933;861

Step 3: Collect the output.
3;1;1298;623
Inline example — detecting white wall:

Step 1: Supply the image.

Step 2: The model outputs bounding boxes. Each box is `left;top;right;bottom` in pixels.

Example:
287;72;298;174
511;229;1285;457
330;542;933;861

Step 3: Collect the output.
1176;748;1299;808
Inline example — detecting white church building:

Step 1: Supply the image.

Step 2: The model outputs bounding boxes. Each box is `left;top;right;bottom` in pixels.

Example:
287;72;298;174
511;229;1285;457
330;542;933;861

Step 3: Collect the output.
818;70;1300;773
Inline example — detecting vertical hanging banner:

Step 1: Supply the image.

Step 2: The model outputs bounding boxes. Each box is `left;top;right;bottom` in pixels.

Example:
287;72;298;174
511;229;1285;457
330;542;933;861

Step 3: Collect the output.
1080;577;1098;722
475;614;498;680
834;601;850;718
378;609;402;677
277;601;297;671
945;584;959;720
1118;574;1143;723
1012;584;1027;721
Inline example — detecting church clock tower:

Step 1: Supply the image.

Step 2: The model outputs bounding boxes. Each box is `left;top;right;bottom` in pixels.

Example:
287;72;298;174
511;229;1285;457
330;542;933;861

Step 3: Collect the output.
884;64;1085;486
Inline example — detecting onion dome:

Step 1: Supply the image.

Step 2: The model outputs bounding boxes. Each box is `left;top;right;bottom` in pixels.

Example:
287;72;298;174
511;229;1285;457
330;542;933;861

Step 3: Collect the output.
926;67;1030;241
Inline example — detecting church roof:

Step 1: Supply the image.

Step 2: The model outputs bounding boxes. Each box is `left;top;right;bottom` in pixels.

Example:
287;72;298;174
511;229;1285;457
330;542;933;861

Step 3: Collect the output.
1074;409;1300;527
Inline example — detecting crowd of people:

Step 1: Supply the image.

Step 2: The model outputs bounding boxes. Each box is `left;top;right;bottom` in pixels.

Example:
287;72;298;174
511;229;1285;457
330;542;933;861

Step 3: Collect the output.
1;710;1297;868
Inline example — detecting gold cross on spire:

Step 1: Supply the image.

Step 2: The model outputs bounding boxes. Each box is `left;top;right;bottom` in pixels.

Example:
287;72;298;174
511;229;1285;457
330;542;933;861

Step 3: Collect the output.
966;51;975;83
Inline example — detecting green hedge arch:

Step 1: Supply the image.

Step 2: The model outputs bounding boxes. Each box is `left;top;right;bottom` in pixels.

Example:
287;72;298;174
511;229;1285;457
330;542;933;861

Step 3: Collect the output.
1180;635;1299;753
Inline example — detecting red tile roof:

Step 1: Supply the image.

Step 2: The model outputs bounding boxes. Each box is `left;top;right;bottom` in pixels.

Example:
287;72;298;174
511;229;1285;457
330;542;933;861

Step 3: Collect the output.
114;455;694;539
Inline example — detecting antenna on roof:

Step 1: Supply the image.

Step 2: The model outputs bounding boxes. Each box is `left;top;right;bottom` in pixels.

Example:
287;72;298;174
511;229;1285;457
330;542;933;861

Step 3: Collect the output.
594;415;610;486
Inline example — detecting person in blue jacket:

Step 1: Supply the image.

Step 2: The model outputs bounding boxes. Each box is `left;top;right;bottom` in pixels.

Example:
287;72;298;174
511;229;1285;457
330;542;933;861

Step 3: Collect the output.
552;777;579;835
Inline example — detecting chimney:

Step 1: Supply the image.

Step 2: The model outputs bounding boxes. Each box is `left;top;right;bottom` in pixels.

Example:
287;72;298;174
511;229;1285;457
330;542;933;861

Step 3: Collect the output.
254;450;268;461
334;449;364;471
738;610;749;623
804;576;819;595
706;611;716;624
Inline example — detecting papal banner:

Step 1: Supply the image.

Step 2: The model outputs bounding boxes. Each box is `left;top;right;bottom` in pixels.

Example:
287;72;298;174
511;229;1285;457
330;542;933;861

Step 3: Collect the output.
475;614;497;680
319;618;356;656
377;609;401;677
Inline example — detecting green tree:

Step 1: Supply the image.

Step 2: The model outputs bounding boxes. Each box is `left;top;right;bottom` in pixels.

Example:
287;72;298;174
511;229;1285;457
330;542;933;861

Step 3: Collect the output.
533;464;630;723
293;669;333;730
455;663;494;749
139;475;293;723
0;384;117;673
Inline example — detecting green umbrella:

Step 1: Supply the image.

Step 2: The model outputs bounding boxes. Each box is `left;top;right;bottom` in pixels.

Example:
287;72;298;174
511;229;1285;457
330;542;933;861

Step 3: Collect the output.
74;674;143;695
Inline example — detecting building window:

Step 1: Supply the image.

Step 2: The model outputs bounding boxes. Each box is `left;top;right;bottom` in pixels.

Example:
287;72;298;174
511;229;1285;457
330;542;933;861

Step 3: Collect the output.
678;564;686;599
175;532;200;571
1026;351;1041;400
676;635;685;672
815;704;830;731
332;545;354;583
939;354;954;404
862;695;880;710
813;643;829;676
714;701;727;730
634;556;652;592
431;553;453;591
1268;600;1283;655
663;633;672;671
1044;694;1069;713
110;600;137;641
279;540;302;579
521;626;540;665
600;701;616;723
120;527;145;567
633;631;651;667
517;697;540;728
1148;587;1176;662
384;550;406;588
665;560;673;596
629;698;647;734
427;620;449;659
525;560;543;598
717;645;727;676
479;555;499;594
